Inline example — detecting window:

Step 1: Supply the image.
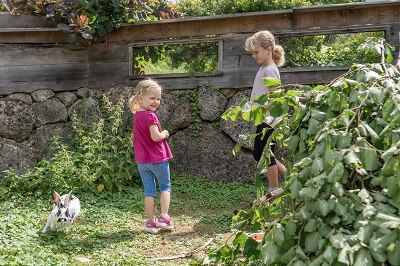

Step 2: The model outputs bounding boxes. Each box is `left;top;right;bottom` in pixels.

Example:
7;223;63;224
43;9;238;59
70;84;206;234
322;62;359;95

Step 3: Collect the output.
130;38;221;76
279;31;385;67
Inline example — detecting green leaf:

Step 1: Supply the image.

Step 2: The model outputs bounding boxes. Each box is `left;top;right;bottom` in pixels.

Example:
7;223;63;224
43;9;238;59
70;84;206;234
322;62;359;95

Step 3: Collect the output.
261;241;278;264
336;132;352;149
221;106;241;121
323;245;337;264
381;157;399;176
327;162;344;183
232;142;242;156
330;233;346;249
243;237;260;258
233;232;248;247
253;94;269;105
286;135;299;152
241;103;252;121
359;148;379;171
345;151;361;166
332;182;344;197
323;148;334;168
382;99;395;121
387;240;400;265
338;244;352;265
310;109;327;121
291;180;302;199
365;70;381;82
272;225;285;246
299;187;319;200
369;87;385;104
305;231;322;252
252;106;266;125
305;218;317;232
296;246;309;260
311;158;324;176
286;90;301;97
270;101;284;117
262;77;281;88
281;247;296;264
385;176;399;197
308;254;325;266
361;122;380;141
354;248;373;266
315;199;330;216
334;202;347;216
285;220;297;236
307;118;320;135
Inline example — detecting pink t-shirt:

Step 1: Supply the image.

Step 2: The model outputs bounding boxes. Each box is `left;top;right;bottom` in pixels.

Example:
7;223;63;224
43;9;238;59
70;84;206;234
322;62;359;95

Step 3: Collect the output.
133;110;173;164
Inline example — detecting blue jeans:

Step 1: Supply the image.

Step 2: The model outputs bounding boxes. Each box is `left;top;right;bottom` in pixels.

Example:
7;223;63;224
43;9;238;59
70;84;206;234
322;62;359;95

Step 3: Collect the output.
137;161;171;197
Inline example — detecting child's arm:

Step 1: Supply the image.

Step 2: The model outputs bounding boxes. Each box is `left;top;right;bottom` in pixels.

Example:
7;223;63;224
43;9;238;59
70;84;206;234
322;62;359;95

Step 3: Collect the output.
149;125;169;142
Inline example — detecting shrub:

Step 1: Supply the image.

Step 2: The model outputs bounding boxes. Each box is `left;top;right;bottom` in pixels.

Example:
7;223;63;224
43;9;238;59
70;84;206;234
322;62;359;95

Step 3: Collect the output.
201;38;400;265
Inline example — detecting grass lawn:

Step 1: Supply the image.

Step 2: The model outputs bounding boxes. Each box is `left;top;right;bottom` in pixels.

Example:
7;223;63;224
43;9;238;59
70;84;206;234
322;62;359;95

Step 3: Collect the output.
0;174;255;266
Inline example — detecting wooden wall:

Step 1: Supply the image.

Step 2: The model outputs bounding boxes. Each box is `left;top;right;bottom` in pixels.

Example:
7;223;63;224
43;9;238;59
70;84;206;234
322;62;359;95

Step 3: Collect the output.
0;2;400;95
0;44;88;94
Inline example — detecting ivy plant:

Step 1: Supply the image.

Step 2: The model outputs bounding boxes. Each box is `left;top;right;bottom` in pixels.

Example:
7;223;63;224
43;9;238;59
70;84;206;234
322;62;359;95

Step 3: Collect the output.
200;38;400;265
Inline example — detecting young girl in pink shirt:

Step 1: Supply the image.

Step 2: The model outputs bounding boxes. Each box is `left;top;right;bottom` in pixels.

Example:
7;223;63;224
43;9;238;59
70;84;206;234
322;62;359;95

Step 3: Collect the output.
129;78;173;234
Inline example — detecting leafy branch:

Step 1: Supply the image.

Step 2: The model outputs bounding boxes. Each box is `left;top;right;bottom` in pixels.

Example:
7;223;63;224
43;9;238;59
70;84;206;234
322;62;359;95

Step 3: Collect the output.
199;38;400;265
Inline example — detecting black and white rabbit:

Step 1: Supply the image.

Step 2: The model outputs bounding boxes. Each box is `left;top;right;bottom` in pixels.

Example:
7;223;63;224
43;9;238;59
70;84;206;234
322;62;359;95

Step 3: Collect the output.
42;190;81;233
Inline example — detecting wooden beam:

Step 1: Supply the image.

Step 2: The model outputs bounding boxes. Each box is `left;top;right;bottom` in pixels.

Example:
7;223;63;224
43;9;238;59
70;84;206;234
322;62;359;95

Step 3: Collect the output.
100;2;400;43
0;64;88;95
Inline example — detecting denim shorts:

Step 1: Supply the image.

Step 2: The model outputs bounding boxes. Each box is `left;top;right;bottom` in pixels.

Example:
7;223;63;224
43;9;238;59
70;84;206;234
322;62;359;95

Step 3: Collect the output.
137;161;171;197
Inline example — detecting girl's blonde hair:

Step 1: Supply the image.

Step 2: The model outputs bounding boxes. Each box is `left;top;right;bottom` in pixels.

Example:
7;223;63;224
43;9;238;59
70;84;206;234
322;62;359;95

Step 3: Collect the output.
128;78;162;114
245;30;285;67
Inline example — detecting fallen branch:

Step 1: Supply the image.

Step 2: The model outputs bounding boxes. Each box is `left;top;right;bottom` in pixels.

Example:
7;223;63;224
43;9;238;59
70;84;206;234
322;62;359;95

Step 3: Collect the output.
150;238;214;261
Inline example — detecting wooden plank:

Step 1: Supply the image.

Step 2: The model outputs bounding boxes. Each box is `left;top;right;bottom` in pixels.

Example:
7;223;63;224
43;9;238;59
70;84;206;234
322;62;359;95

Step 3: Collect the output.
88;43;130;62
124;66;350;90
0;15;51;28
222;34;249;57
0;44;88;66
0;31;77;44
99;2;400;43
281;67;349;85
0;64;88;95
88;62;129;89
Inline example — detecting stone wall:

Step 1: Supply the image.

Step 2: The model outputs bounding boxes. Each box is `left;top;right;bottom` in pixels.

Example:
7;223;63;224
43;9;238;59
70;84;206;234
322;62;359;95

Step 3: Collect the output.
0;85;282;182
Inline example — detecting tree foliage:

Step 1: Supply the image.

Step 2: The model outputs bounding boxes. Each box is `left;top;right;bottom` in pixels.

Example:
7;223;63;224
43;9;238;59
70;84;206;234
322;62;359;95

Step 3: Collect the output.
176;0;358;17
201;38;400;265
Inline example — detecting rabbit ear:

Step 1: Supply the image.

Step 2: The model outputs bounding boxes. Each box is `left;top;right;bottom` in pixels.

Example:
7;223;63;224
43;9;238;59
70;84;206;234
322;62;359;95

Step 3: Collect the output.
52;191;61;204
64;190;74;207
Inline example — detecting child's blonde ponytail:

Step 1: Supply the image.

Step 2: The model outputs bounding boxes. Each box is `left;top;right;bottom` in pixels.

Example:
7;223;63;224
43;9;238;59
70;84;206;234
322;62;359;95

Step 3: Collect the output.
129;95;140;114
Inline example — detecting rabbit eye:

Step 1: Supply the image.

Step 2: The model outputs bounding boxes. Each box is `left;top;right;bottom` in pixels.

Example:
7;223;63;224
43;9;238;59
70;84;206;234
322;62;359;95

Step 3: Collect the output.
65;210;70;217
56;209;61;217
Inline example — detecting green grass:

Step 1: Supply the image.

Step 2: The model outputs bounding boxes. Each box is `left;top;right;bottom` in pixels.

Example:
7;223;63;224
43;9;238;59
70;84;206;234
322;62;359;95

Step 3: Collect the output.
0;174;255;266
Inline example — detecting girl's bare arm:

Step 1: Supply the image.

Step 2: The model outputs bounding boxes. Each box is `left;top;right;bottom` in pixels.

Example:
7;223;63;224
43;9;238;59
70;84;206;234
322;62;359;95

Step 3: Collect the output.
150;125;169;142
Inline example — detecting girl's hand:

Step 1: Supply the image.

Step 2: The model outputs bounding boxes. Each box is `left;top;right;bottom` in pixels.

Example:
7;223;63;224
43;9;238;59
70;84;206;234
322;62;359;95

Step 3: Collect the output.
150;126;169;141
163;130;169;139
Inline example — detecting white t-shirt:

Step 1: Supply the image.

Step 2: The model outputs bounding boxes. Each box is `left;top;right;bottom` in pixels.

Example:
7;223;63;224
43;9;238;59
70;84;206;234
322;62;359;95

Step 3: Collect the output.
250;63;280;102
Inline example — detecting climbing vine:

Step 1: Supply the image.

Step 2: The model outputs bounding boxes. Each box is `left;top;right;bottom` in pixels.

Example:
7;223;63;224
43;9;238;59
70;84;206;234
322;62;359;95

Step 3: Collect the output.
185;89;202;138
